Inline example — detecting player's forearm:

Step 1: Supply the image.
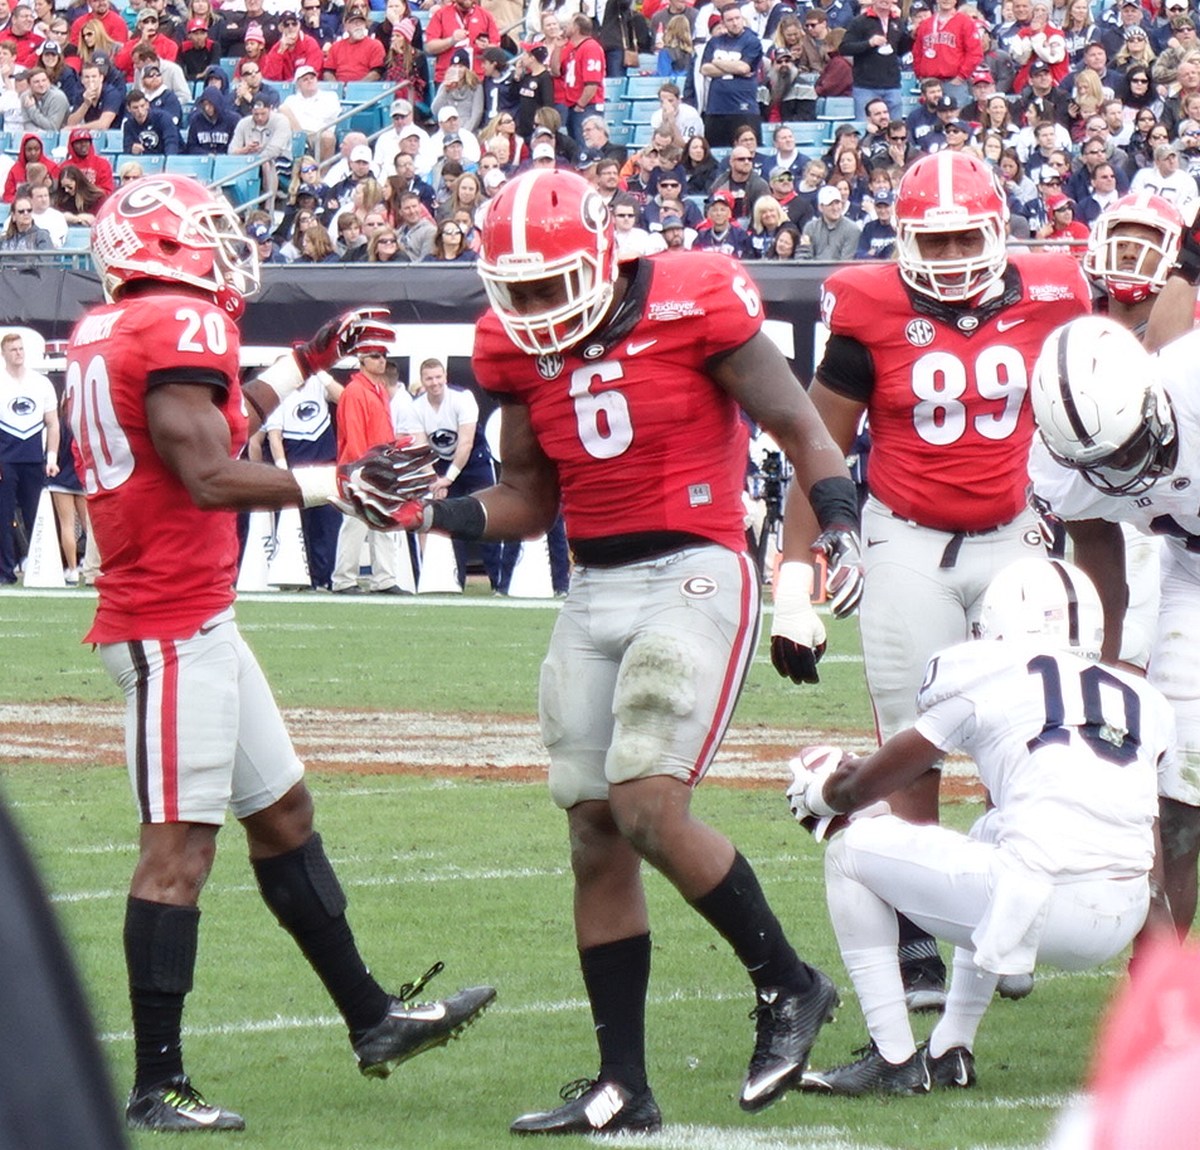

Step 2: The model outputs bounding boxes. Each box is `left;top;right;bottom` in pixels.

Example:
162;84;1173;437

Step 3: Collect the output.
1066;518;1126;664
824;728;943;813
472;478;559;540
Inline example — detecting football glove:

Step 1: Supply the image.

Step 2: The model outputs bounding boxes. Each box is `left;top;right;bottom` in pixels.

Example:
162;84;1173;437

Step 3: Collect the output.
770;561;827;684
813;528;864;618
785;744;843;832
334;439;437;530
294;307;394;378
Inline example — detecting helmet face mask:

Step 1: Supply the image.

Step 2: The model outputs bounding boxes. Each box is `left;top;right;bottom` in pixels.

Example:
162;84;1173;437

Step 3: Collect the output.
895;152;1009;303
1031;316;1176;496
975;557;1104;659
91;175;260;318
478;169;618;355
1083;192;1183;305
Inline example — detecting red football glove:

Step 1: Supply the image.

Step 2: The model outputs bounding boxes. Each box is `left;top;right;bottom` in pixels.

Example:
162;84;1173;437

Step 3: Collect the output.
334;438;437;530
293;307;393;378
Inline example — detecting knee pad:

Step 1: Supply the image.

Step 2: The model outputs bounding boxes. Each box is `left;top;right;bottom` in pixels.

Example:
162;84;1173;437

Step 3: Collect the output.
124;898;200;996
610;634;696;776
254;833;348;931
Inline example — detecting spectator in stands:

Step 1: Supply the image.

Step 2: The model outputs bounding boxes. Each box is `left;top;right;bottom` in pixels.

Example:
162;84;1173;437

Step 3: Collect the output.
748;192;786;257
184;82;237;153
514;42;553;140
374;98;429;174
178;17;219;80
0;193;51;252
234;24;269;75
430;102;482;161
422;217;477;261
324;9;383;81
113;9;176;81
650;82;703;141
122;86;181;153
299;0;338;51
220;0;278;58
36;37;76;106
20;64;67;128
561;13;606;141
766;165;815;226
134;50;185;122
231;55;278;115
425;0;499;85
367;225;408;262
277;204;316;259
1131;139;1200;210
764;220;799;256
261;9;322;80
69;0;125;47
477;112;523;170
330;142;380;207
671;136;710;198
577;113;626;167
28;181;65;246
116;158;143;182
710;141;769;223
854;186;896;256
297;221;339;262
386;150;436;214
3;132;55;201
1076;159;1121;223
444;169;484;222
597;0;649;81
911;0;982;110
179;0;227;52
1;5;43;65
65;126;111;192
75;18;116;71
840;0;912;120
480;45;518;120
377;0;426;108
51;162;104;223
230;92;292;202
395;188;435;258
801;181;860;256
692;189;753;255
65;54;122;129
334;211;368;260
281;62;340;160
700;2;761;145
432;49;485;132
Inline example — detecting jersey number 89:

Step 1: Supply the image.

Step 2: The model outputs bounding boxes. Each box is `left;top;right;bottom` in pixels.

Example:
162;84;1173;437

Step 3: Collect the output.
911;345;1027;446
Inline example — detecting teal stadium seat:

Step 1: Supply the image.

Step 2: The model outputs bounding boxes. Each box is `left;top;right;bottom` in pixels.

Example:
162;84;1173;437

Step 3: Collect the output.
210;154;260;208
816;95;855;121
342;80;395;136
164;154;216;181
116;153;166;174
622;74;664;100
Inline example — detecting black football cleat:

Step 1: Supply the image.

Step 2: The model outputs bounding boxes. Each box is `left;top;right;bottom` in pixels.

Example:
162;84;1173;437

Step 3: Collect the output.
740;969;840;1112
125;1076;246;1132
353;962;496;1078
801;1040;931;1097
921;1043;976;1089
510;1078;663;1136
900;953;947;1014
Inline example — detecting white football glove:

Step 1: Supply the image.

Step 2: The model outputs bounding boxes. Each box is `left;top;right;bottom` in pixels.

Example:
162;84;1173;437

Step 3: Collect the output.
812;528;865;618
786;744;843;824
770;562;827;684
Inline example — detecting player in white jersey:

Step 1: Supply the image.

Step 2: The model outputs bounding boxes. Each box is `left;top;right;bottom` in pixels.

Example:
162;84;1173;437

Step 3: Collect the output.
1029;316;1200;936
786;558;1172;1095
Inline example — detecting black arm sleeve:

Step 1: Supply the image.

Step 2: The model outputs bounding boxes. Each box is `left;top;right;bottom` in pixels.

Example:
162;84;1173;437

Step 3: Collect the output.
814;333;875;404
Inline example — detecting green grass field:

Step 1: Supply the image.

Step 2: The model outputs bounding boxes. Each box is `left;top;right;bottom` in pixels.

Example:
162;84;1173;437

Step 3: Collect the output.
0;593;1116;1149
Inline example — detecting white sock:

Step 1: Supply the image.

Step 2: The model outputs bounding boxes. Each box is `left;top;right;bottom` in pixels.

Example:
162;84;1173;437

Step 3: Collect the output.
929;946;997;1057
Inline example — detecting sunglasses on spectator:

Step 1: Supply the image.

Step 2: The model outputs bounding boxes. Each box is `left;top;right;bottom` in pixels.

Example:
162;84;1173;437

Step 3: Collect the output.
376;236;398;244
301;164;318;172
613;211;636;218
303;4;321;9
1130;76;1150;82
658;178;680;185
241;66;259;75
14;208;32;214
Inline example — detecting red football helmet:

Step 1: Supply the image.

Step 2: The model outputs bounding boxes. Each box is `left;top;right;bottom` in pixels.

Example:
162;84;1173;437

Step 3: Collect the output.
895;152;1010;304
477;168;617;355
1083;191;1183;305
91;174;260;318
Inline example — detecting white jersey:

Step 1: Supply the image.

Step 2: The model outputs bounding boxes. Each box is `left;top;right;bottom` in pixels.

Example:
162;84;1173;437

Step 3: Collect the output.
913;640;1172;880
394;386;479;462
1028;327;1200;571
0;367;55;458
262;372;332;443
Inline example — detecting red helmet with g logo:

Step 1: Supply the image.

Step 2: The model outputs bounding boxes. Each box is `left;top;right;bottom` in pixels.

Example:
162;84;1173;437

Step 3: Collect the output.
1084;191;1183;306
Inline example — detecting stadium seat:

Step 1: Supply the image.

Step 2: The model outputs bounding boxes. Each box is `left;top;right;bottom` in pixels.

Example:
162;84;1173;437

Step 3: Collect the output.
61;225;92;251
622;75;664;100
629;121;654;146
781;121;828;149
116;153;166;174
603;77;624;102
164;154;215;181
607;122;634;145
211;154;260;208
343;80;395;135
816;95;855;121
624;99;657;125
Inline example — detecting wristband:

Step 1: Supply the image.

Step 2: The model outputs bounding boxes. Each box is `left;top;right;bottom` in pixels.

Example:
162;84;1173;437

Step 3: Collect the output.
256;352;307;404
293;465;338;508
428;495;487;540
45;449;55;465
443;464;461;484
808;475;860;535
806;772;840;818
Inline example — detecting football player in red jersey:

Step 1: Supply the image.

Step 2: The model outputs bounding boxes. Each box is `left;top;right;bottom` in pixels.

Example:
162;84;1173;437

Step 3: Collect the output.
397;167;863;1134
780;150;1092;1011
66;175;494;1134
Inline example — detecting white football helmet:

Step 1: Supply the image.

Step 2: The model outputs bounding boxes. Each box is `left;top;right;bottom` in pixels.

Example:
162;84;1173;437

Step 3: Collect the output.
894;151;1010;303
976;558;1104;659
1083;191;1183;306
1031;315;1176;495
477;168;618;355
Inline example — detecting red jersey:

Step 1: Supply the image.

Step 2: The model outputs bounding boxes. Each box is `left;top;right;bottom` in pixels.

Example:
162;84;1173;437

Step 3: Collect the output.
66;292;243;643
324;35;385;81
473;251;760;552
426;3;499;81
562;36;605;107
911;9;982;84
817;251;1090;533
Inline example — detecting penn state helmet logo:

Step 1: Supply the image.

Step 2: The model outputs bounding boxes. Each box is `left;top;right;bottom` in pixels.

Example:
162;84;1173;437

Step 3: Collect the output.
430;427;459;460
294;400;321;423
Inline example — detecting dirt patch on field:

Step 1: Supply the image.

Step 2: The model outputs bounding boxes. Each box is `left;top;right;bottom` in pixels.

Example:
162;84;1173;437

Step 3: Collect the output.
0;703;984;800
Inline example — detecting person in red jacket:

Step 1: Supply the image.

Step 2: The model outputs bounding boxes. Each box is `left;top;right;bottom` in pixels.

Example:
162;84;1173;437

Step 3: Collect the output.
911;0;983;111
0;5;45;66
113;8;178;80
261;9;323;80
331;344;407;594
425;0;499;84
3;132;59;202
65;127;114;196
68;0;127;45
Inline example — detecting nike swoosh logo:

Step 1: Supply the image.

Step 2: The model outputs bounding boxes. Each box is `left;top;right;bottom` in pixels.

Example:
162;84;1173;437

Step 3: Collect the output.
396;1002;448;1021
955;1065;969;1086
996;318;1024;332
741;1062;796;1102
626;339;657;356
181;1110;221;1127
865;538;886;548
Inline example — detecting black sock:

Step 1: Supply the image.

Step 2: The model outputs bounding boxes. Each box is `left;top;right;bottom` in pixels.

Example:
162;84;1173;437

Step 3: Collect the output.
580;934;651;1094
125;897;199;1093
897;914;943;969
690;852;812;993
252;834;389;1035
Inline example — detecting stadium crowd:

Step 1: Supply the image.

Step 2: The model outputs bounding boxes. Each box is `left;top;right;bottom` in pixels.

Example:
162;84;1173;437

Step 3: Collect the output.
1;0;1200;259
